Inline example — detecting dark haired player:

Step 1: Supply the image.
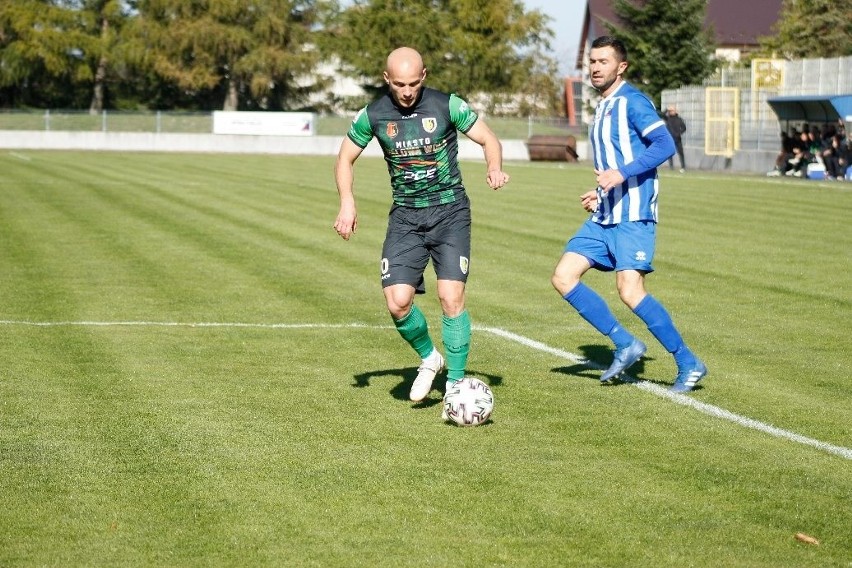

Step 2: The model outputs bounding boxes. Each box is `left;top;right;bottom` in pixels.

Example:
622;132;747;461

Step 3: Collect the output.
551;36;707;392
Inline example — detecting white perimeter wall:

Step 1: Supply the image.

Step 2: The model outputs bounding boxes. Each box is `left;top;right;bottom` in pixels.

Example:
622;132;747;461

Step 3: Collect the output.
0;131;593;162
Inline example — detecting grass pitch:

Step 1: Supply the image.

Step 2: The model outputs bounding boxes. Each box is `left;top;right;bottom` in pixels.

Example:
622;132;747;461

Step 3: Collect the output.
0;151;850;567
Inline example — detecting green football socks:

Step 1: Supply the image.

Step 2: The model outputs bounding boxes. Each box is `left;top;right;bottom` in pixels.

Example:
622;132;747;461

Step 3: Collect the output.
442;310;471;381
393;304;435;359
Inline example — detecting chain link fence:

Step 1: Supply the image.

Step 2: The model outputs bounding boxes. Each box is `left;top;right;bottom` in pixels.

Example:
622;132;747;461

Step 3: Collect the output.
0;110;213;134
4;55;848;172
662;56;852;161
0;109;579;141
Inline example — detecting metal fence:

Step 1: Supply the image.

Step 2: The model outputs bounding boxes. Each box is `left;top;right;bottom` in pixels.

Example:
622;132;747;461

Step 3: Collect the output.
4;55;849;171
661;56;852;156
0;109;580;141
0;109;216;133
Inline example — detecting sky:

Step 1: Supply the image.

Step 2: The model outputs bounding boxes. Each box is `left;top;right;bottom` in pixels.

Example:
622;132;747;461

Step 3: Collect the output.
523;0;586;76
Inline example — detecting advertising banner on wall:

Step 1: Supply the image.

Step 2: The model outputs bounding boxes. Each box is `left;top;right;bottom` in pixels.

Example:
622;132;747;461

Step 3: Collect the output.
213;111;315;136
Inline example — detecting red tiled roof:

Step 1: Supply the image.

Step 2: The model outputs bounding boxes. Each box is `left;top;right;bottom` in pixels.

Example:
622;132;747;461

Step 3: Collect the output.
578;0;784;68
706;0;784;45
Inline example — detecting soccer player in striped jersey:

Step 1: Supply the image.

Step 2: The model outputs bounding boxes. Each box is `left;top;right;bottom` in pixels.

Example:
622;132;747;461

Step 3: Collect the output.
550;36;707;393
334;47;510;407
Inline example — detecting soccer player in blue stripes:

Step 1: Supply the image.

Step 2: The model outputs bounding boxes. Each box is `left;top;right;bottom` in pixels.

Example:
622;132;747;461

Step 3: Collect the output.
550;36;707;393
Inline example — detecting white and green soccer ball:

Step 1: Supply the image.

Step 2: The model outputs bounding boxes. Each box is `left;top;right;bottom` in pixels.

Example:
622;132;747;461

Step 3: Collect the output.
443;377;494;426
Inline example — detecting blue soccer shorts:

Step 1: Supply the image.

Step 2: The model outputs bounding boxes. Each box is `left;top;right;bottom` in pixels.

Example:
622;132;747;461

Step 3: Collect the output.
565;219;656;273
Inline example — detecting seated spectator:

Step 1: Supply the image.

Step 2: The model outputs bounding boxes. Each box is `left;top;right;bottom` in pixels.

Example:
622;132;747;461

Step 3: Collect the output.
787;131;814;177
819;123;836;148
836;119;847;140
767;130;797;176
823;134;851;180
807;129;824;160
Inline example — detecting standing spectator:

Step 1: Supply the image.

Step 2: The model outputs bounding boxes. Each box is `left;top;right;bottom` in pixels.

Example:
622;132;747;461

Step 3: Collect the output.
550;36;706;393
664;106;687;172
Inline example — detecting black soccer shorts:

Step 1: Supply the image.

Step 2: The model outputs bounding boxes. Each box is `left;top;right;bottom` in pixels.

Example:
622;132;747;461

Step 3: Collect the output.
380;195;471;293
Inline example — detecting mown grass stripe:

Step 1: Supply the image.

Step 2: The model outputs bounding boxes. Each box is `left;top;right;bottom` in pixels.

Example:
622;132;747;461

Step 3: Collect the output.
3;318;849;461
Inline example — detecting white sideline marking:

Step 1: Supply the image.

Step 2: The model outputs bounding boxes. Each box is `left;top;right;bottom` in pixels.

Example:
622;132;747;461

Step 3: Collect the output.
2;319;850;460
0;320;385;329
8;152;32;161
482;326;852;461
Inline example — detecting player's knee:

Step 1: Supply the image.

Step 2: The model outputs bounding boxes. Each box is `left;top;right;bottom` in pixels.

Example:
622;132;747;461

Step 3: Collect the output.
385;291;413;319
617;287;645;310
386;304;408;320
616;279;646;309
438;294;464;318
551;269;577;296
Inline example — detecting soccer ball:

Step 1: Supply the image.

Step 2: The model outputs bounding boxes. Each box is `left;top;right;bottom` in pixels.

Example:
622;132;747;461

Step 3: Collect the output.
443;377;494;426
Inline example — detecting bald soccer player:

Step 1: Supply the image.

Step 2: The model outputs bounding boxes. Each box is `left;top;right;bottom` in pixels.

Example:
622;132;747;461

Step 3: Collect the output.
334;47;509;410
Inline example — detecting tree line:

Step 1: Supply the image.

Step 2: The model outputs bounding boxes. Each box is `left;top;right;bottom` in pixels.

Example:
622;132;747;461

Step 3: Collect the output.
0;0;562;115
1;0;848;116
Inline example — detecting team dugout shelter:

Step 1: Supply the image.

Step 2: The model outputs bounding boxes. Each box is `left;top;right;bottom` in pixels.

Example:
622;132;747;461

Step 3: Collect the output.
767;94;852;132
767;94;852;179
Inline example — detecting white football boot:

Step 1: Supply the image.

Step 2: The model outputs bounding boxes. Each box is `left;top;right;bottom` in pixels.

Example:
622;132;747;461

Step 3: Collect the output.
410;349;444;402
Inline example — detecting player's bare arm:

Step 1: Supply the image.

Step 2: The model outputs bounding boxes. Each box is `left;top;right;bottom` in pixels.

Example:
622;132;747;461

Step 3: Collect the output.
464;119;510;190
333;138;364;240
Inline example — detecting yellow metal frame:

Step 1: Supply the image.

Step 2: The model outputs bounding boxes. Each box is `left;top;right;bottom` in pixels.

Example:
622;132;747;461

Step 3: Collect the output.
704;87;740;157
751;59;785;90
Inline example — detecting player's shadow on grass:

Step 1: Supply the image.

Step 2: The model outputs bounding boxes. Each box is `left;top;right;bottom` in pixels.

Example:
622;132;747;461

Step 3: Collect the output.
352;367;503;407
550;343;654;386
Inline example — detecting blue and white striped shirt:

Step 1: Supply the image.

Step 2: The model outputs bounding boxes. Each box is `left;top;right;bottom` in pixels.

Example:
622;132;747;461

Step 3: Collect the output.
589;81;672;225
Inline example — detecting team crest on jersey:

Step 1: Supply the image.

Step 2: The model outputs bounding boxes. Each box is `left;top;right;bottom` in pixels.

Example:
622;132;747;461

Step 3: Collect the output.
386;122;398;138
421;117;437;133
459;256;469;275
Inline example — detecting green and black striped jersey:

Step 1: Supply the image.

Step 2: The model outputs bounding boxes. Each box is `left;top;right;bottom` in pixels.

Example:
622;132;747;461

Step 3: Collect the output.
347;87;478;208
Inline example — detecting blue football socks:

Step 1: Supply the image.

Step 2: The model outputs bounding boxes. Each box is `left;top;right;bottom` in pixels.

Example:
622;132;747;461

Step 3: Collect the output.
564;283;634;349
633;294;694;368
